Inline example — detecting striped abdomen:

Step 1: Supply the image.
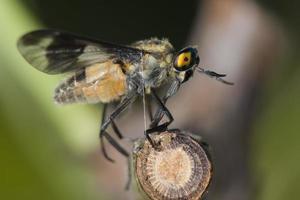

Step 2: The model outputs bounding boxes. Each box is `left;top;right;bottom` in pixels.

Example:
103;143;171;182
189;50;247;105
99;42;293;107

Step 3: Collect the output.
54;61;127;104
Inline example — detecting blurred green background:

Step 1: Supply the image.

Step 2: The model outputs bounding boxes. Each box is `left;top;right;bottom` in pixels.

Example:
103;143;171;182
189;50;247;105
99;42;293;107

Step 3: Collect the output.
0;0;299;200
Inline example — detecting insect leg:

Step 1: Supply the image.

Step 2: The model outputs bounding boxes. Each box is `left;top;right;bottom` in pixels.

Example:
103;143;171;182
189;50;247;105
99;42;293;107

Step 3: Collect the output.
111;119;123;139
99;105;115;162
99;94;136;162
145;89;174;146
149;79;181;128
125;156;132;190
100;130;129;162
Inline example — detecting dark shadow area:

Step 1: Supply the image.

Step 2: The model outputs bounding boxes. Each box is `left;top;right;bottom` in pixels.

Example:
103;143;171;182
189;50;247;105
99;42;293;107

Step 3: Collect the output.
22;0;200;48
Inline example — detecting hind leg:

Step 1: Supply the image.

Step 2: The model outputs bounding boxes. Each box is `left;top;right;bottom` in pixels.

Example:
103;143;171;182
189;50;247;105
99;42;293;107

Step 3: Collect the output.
99;94;137;162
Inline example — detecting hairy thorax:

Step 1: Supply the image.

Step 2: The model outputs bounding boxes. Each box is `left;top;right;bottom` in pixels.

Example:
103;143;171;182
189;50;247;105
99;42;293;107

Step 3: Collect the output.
131;38;174;91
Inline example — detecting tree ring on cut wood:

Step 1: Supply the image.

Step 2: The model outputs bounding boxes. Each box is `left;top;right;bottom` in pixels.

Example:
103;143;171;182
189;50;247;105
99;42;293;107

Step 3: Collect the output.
133;130;212;200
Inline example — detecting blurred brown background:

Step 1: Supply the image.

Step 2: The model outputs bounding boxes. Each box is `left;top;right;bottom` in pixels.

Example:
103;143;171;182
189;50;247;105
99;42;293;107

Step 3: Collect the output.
0;0;299;200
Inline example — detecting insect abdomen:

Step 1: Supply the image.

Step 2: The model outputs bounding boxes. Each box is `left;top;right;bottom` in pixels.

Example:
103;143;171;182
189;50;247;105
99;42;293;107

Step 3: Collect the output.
54;62;127;104
54;81;85;104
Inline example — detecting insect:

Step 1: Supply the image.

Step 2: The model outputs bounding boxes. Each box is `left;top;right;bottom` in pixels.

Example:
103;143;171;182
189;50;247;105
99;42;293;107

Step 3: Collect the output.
17;29;233;162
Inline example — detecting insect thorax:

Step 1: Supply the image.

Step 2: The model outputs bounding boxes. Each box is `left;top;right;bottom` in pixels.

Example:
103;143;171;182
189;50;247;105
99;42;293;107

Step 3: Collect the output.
131;38;174;54
130;38;175;93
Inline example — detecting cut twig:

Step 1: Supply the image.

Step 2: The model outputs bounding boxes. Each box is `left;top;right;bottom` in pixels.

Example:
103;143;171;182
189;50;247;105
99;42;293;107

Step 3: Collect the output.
132;130;212;200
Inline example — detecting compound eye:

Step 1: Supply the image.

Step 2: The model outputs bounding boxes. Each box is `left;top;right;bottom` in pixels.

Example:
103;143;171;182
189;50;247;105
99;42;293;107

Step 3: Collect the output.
174;50;196;72
176;52;191;69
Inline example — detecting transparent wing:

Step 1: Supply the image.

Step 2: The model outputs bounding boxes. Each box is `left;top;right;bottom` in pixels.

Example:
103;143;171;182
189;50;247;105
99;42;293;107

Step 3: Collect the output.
17;29;143;74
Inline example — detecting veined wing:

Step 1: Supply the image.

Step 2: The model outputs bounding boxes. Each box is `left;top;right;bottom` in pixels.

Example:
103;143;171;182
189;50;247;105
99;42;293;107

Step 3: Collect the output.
17;29;143;74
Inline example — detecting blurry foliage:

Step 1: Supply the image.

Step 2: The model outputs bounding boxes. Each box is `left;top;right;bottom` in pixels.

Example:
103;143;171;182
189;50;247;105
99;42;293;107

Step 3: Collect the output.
257;0;300;76
257;0;299;37
253;1;300;200
0;1;102;200
253;72;300;200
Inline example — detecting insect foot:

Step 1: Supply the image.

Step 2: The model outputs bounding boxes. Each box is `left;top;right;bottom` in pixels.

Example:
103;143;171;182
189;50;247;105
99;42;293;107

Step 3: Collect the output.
132;130;212;200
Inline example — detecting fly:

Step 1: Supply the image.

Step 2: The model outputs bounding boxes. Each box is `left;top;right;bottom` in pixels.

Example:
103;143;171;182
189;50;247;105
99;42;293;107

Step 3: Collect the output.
17;29;233;162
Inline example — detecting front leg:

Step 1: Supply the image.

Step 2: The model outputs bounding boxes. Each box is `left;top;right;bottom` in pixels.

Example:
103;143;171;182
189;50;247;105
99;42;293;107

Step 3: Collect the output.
149;79;181;129
145;88;175;147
